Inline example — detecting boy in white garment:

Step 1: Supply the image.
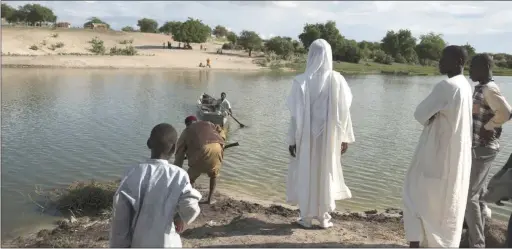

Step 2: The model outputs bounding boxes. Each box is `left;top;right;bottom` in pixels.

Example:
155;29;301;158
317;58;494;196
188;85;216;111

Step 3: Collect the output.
109;123;202;248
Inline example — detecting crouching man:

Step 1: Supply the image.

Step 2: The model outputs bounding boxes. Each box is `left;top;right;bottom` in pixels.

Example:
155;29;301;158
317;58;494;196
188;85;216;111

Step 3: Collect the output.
174;116;226;205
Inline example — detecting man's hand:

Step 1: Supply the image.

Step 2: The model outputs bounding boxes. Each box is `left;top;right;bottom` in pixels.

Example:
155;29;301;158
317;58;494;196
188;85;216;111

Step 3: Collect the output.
174;216;185;234
341;142;348;155
427;113;438;125
289;145;296;157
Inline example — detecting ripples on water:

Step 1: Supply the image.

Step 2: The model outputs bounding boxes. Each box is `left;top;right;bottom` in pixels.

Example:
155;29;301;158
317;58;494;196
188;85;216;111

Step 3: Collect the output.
1;69;511;238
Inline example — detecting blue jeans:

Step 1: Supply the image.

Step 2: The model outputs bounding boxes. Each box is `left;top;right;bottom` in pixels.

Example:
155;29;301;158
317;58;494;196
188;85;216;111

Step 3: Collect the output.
507;213;512;248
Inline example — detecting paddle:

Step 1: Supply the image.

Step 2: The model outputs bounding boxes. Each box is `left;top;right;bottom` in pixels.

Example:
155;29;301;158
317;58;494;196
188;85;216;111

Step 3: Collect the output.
229;113;246;128
184;142;239;160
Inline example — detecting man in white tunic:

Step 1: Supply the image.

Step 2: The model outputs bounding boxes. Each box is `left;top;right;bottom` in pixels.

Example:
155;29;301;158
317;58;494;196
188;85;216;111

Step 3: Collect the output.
402;45;472;248
286;39;355;229
109;123;202;248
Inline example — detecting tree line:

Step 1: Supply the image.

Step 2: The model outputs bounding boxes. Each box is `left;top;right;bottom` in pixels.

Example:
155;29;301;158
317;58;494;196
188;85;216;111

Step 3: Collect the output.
2;2;511;69
127;17;512;69
1;3;56;26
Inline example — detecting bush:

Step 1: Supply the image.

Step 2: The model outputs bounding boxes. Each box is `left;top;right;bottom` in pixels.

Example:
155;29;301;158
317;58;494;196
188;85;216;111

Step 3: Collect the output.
88;37;106;55
394;53;406;64
29;45;38;50
49;42;65;51
118;39;133;45
109;46;138;56
374;50;394;65
51;33;59;38
222;43;234;50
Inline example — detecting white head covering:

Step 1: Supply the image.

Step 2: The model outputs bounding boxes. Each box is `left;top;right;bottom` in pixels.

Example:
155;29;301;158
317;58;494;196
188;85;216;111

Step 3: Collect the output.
298;39;333;101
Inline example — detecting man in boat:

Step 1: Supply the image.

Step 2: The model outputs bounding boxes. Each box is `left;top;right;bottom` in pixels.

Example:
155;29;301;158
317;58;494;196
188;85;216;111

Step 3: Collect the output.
174;116;226;204
216;92;232;116
464;53;512;248
402;45;472;248
109;123;202;247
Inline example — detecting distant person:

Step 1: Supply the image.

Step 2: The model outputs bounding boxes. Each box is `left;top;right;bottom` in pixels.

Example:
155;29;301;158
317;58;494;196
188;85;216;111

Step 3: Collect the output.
168;41;171;49
206;58;211;68
464;53;512;248
109;123;202;248
200;44;203;50
163;42;166;49
217;92;232;116
174;116;226;205
402;45;472;248
285;39;355;229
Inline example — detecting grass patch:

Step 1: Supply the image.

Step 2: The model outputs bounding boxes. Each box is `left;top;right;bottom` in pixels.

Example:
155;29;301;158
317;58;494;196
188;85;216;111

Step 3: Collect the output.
118;39;133;45
40;180;119;217
109;45;138;56
48;42;65;51
51;33;59;38
29;45;38;50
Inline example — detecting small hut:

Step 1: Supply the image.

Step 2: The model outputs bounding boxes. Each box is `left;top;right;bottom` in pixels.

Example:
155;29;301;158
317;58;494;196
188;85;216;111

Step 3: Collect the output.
55;22;71;28
84;23;108;31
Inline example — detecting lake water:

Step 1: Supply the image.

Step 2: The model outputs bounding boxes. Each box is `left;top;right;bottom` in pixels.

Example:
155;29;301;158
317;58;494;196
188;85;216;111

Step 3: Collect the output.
1;68;511;239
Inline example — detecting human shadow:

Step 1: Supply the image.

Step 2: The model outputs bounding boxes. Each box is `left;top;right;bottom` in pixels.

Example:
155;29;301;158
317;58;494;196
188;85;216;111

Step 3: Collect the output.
200;242;407;248
181;217;295;239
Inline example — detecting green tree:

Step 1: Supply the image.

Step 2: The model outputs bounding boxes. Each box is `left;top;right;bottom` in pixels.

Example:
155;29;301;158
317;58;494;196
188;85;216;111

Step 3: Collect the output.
238;30;262;57
83;17;110;29
212;25;228;38
173;18;211;46
298;21;343;51
415;32;446;65
121;26;135;32
226;31;238;45
1;3;15;20
374;49;394;65
159;21;182;36
137;18;158;33
380;29;417;63
264;36;295;59
15;4;56;25
333;39;362;63
462;43;476;58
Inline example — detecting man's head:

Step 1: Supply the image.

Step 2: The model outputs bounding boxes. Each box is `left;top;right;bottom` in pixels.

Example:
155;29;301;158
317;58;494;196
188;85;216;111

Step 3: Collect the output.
469;53;494;83
438;45;468;76
184;115;198;127
221;92;226;100
146;123;178;159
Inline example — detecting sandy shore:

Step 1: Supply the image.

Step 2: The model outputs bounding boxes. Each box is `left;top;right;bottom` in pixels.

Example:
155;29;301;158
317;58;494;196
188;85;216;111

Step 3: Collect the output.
3;185;509;248
1;27;266;71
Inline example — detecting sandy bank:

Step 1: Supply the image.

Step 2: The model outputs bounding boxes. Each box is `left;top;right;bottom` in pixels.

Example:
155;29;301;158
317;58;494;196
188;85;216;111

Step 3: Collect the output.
3;186;509;248
1;27;266;71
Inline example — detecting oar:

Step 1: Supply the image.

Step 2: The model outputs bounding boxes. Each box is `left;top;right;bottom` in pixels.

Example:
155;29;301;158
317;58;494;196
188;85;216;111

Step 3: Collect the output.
184;142;239;160
229;113;246;128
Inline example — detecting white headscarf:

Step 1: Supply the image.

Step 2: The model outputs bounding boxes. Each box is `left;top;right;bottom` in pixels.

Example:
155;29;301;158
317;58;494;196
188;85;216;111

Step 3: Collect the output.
299;39;333;102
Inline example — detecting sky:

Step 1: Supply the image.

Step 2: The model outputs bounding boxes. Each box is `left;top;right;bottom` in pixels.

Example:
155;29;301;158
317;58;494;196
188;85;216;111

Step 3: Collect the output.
5;1;512;54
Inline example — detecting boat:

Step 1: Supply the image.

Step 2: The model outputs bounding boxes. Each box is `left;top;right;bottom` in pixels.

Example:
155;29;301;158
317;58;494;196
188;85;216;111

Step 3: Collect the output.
197;93;228;128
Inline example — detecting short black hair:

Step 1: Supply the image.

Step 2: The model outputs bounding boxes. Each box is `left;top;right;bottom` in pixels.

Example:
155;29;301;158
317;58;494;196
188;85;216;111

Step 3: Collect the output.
221;92;226;96
471;53;494;69
444;45;469;65
146;123;178;155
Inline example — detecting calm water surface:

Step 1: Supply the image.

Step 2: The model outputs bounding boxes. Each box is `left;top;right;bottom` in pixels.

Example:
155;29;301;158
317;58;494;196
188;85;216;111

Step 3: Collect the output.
2;68;511;239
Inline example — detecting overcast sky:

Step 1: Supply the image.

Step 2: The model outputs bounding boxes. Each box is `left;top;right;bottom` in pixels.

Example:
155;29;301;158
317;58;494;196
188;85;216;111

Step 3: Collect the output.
5;1;512;53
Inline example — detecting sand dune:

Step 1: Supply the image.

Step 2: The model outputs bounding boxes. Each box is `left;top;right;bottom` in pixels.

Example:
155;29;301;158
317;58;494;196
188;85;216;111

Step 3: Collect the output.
1;27;264;70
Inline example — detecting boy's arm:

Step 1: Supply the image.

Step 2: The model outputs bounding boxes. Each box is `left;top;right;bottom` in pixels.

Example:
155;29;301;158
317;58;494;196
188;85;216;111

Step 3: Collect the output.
483;85;512;130
109;188;135;248
175;177;202;226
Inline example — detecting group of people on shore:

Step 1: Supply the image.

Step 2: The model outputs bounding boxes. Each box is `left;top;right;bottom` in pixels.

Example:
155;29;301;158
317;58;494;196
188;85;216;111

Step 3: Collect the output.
108;38;512;248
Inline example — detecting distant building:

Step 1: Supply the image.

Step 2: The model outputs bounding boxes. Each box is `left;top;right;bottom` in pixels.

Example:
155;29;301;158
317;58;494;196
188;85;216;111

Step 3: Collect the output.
55;22;71;28
84;23;108;30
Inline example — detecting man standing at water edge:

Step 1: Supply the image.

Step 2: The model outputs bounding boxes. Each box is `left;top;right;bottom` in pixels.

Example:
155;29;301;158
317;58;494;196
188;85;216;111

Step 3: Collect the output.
464;53;512;248
174;115;226;204
402;45;473;248
109;123;202;248
285;39;355;229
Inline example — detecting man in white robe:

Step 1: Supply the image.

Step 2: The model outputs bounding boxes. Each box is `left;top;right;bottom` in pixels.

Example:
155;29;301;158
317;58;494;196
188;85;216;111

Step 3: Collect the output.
402;45;473;248
109;123;202;248
286;39;355;229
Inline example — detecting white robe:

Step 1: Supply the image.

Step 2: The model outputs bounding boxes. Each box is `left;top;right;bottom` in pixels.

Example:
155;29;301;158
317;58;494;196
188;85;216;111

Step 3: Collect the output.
402;74;473;247
285;39;355;220
109;159;202;248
